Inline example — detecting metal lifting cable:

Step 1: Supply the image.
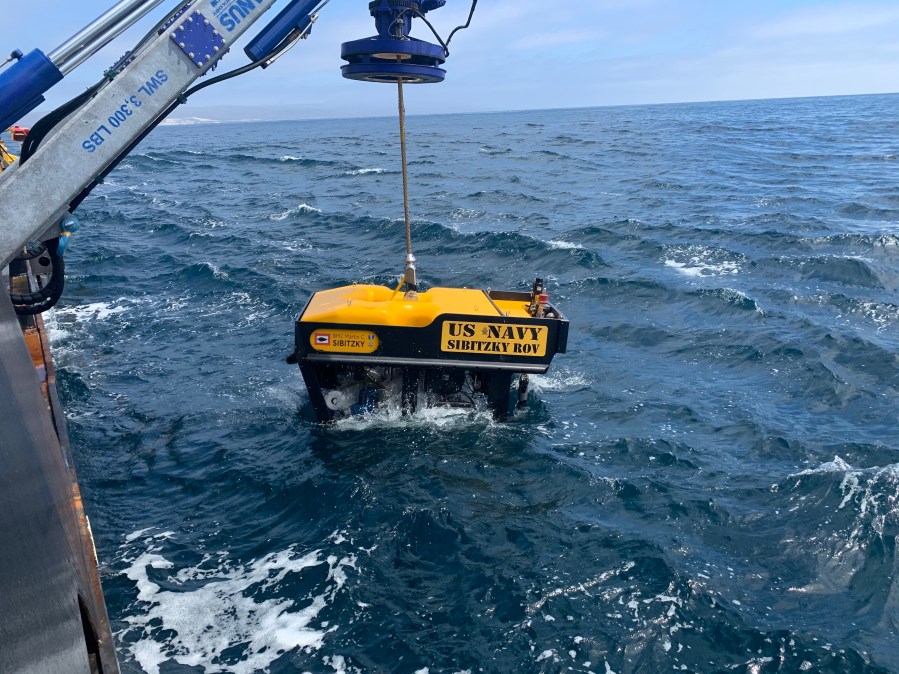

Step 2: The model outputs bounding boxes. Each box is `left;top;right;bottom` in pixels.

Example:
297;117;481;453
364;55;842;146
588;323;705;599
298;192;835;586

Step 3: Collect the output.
397;69;417;293
397;75;411;256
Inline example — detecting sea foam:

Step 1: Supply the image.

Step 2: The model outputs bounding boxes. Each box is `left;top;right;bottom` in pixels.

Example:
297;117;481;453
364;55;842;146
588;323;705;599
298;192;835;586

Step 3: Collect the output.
119;531;355;674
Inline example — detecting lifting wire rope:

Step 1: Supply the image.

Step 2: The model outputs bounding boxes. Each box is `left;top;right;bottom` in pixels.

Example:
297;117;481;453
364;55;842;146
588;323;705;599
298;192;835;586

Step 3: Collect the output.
397;67;417;294
391;1;479;297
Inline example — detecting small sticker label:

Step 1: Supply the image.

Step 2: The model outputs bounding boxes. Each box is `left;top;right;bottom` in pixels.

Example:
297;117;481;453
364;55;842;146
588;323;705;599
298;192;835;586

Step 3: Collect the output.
311;329;379;354
441;321;548;356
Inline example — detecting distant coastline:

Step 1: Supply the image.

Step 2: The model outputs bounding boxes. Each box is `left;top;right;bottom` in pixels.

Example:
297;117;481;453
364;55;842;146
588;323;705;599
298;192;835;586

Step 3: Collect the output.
24;90;899;127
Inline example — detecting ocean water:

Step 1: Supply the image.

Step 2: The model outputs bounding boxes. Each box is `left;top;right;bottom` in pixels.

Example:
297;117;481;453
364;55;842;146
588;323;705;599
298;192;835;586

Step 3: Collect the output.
46;93;898;673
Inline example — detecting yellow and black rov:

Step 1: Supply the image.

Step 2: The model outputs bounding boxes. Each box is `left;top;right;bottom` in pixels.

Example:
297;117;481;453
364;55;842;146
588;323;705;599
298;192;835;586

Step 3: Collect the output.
286;4;569;422
287;278;568;421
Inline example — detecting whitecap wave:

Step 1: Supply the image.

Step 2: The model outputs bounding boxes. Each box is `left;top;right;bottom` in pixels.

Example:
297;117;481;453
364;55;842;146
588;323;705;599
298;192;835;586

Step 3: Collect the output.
529;367;591;392
789;455;899;539
546;240;586;250
450;207;485;221
333;403;495;431
50;299;133;334
118;531;356;674
717;288;764;313
662;245;742;278
270;203;323;221
851;300;899;331
782;455;899;608
43;308;69;343
795;455;854;475
200;261;229;280
344;167;385;176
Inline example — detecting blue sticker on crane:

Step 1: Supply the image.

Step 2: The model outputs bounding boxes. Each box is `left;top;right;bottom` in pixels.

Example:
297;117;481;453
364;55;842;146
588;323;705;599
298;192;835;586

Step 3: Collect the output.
170;10;226;67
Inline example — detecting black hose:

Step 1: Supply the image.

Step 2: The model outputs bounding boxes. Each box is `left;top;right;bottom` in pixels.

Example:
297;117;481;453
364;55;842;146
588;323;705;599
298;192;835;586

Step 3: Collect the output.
393;0;478;57
20;82;104;163
10;238;66;315
445;0;477;47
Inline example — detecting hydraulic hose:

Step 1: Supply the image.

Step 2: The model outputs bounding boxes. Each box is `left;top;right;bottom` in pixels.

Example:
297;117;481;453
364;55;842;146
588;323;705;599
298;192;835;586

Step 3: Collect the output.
10;238;66;315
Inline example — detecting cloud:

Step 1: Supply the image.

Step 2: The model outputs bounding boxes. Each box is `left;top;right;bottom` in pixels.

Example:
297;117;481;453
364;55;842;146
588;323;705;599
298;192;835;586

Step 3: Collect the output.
752;4;899;39
511;29;606;51
16;0;899;122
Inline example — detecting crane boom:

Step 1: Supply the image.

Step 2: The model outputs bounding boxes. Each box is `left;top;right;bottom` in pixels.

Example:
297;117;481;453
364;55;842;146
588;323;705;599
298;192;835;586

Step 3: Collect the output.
0;0;282;268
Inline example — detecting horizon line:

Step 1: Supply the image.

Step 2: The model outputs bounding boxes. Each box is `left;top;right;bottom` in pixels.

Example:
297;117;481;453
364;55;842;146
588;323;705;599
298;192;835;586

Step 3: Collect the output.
157;90;899;126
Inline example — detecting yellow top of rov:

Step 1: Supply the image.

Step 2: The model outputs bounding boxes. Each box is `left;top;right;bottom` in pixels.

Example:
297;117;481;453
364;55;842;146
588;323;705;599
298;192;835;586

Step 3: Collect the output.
300;284;532;328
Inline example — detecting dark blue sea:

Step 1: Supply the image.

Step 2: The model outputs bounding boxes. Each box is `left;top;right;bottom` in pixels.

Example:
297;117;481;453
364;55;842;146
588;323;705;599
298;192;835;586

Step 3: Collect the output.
49;93;899;673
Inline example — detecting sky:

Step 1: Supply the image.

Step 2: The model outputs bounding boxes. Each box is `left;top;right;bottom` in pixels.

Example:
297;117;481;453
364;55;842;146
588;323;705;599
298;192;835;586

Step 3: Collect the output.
7;0;899;122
